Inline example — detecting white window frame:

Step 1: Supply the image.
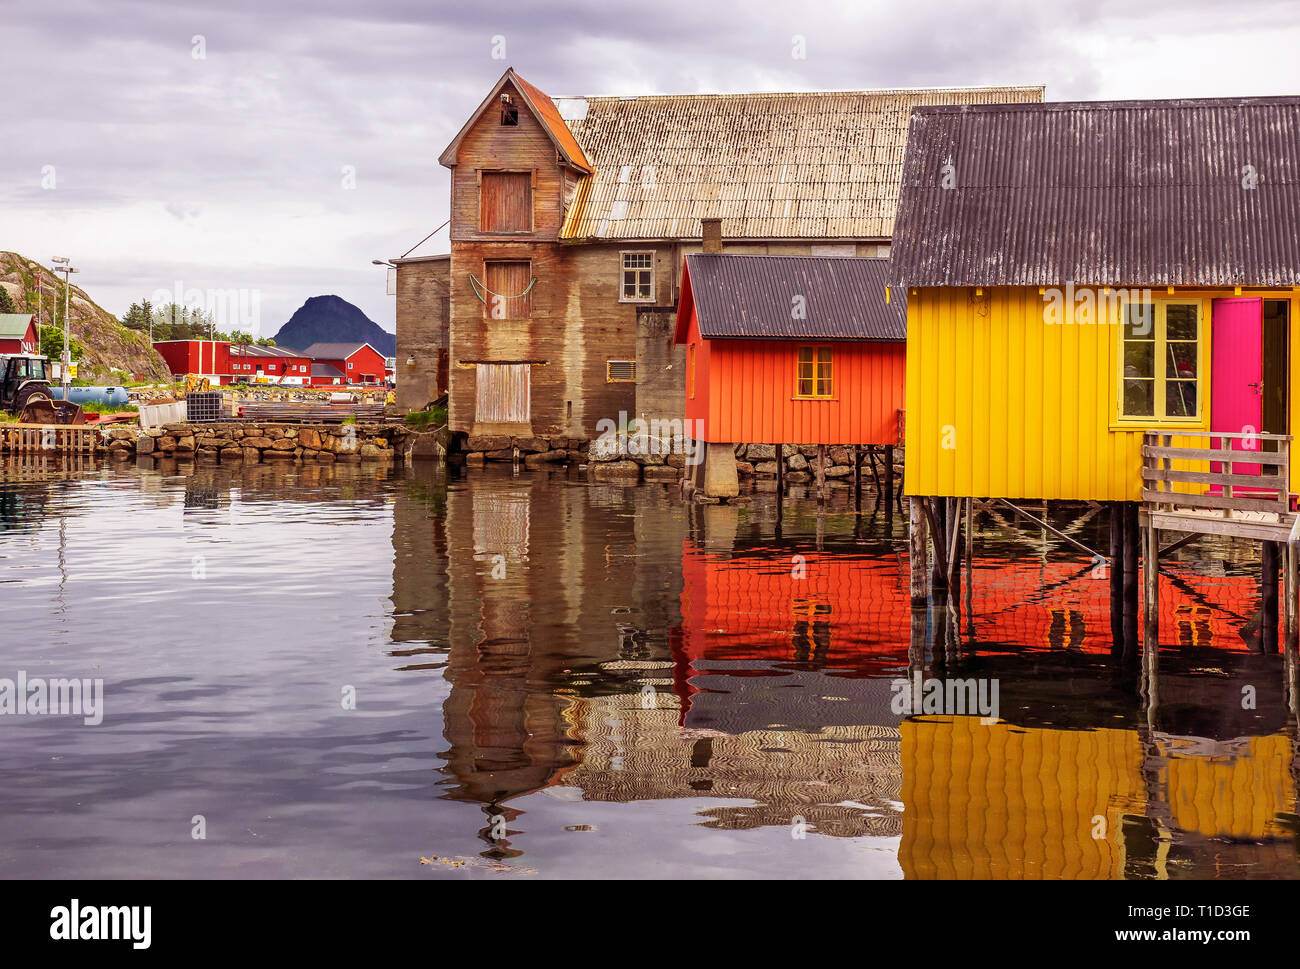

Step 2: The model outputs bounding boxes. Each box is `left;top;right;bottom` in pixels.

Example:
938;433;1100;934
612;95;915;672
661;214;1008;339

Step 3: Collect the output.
619;250;656;303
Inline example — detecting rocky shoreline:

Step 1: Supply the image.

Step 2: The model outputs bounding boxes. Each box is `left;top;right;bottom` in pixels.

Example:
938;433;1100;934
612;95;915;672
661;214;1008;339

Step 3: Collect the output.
102;421;417;462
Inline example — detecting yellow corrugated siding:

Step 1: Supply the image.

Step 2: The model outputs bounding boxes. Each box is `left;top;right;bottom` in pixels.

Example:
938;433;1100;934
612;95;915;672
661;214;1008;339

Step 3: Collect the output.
906;287;1152;501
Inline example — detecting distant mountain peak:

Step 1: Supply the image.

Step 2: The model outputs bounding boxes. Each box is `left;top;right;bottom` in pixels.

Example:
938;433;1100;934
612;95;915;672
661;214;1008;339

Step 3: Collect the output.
273;295;395;357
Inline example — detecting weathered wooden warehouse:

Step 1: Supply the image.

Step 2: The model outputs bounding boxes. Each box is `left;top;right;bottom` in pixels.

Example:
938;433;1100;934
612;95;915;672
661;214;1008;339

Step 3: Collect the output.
419;68;1041;449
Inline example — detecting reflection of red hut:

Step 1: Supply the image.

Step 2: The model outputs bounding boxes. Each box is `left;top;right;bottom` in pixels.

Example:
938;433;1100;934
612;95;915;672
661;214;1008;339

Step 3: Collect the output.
673;543;912;719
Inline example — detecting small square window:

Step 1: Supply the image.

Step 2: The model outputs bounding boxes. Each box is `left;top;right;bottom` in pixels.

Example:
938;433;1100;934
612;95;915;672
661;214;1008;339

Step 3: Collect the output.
620;252;654;302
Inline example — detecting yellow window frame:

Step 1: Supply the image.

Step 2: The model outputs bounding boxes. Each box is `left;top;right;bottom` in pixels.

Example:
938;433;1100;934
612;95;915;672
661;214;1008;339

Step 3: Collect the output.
795;346;834;399
1110;297;1208;429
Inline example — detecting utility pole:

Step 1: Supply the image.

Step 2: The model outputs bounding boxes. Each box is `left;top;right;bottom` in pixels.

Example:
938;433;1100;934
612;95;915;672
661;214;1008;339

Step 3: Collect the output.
50;257;78;396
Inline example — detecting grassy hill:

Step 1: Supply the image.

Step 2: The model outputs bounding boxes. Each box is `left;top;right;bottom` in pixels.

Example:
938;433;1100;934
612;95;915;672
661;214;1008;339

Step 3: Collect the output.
0;251;172;383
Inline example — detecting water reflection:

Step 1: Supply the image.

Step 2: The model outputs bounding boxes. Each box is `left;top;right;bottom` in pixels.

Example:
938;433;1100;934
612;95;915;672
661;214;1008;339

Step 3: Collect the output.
1;455;1297;878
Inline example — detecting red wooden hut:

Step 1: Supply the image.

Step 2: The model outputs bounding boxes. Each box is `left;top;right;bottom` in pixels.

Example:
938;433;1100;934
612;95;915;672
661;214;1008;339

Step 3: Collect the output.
674;254;906;446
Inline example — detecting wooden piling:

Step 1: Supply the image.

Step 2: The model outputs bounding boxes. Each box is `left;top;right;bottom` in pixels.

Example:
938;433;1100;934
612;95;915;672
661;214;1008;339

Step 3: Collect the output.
1122;502;1140;660
1262;540;1280;653
853;444;862;510
815;444;827;503
1109;501;1126;655
1143;511;1159;651
930;498;949;590
909;497;928;604
884;445;895;511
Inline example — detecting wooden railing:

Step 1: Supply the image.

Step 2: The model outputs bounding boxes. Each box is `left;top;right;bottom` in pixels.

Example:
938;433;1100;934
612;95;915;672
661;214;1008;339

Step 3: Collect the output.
1141;430;1291;517
0;423;102;454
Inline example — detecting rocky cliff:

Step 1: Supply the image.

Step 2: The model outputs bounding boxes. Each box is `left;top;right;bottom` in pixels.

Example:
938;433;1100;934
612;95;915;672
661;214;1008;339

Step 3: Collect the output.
0;251;172;383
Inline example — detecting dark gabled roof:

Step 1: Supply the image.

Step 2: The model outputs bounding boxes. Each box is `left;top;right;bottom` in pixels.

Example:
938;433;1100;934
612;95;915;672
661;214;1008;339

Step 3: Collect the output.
675;254;905;343
891;96;1300;288
311;363;344;378
300;342;380;359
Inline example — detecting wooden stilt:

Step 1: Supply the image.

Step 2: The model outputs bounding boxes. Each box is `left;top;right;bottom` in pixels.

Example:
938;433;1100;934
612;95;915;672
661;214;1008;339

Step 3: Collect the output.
815;444;826;504
774;444;784;538
928;498;948;590
1110;501;1126;655
853;444;862;511
884;445;895;514
1143;511;1159;652
909;497;928;605
1123;502;1140;661
1262;540;1280;653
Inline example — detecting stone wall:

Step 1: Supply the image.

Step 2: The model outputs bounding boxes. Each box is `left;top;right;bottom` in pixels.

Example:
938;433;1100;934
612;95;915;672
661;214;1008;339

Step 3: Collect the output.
109;422;415;463
586;441;903;485
460;432;590;470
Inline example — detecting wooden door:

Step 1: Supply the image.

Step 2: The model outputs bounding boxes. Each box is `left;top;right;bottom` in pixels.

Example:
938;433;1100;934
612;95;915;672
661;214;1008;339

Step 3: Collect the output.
1211;298;1263;475
475;363;531;423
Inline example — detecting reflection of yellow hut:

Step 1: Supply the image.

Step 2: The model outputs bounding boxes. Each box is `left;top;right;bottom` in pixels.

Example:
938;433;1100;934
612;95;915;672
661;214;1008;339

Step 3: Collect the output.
901;717;1298;879
1160;734;1295;842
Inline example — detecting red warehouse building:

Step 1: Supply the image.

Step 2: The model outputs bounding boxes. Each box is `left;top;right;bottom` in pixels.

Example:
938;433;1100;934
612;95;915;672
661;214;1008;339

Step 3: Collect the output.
300;342;388;386
151;339;230;379
227;345;313;385
674;254;907;446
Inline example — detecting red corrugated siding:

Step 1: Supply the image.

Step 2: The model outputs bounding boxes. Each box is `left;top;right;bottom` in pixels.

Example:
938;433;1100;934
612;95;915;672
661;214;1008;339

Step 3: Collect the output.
696;331;905;445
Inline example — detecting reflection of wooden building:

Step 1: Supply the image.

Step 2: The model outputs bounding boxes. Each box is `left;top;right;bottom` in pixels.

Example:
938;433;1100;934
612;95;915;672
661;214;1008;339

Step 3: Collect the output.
558;690;904;840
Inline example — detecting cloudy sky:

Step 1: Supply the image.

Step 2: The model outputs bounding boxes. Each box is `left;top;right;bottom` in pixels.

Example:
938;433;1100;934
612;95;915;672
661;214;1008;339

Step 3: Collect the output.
3;0;1299;336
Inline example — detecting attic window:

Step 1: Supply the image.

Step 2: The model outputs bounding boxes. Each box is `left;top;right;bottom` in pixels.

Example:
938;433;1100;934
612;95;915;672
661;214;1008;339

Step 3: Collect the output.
500;93;518;126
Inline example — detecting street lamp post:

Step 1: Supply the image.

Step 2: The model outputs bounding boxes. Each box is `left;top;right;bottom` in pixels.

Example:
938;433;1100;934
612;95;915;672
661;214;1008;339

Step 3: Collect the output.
50;257;78;397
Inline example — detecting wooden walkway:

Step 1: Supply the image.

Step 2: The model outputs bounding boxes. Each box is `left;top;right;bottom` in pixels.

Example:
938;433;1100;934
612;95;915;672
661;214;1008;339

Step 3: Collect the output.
0;423;102;454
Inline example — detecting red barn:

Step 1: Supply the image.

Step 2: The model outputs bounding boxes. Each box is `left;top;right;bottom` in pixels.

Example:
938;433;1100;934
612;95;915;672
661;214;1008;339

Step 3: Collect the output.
0;314;39;355
227;345;312;385
674;254;906;445
152;339;230;378
300;342;387;386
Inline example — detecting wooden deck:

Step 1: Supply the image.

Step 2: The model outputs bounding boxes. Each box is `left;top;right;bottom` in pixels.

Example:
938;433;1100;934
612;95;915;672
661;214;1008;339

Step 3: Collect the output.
1140;429;1299;648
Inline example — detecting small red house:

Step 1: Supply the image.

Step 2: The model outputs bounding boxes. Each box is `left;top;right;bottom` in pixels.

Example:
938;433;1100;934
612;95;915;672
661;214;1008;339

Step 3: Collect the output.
227;345;312;385
300;342;387;386
674;254;907;445
0;314;40;355
152;339;231;378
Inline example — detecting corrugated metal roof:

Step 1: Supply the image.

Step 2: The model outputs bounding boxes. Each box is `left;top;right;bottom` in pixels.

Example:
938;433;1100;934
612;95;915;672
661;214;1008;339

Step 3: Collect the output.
0;313;35;338
683;253;905;341
300;342;378;359
230;344;304;359
559;86;1044;241
891;96;1300;287
311;363;344;378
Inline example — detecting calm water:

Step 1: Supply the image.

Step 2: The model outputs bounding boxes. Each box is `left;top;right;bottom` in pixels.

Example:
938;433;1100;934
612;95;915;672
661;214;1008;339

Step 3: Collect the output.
1;455;1297;879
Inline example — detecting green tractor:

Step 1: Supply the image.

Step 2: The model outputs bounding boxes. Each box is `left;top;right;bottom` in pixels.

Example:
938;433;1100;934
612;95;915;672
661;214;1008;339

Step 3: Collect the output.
0;354;84;423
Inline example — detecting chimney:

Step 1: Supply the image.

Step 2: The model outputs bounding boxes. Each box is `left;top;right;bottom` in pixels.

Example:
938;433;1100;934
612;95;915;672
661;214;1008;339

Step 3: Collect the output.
701;218;723;253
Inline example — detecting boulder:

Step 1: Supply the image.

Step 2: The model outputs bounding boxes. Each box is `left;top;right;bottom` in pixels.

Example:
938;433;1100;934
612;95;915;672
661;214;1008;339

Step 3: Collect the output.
242;447;261;463
513;437;549;453
465;452;486;467
747;443;776;461
642;465;681;481
135;435;154;454
786;470;812;483
753;461;778;475
298;427;322;450
466;435;512;452
824;465;852;478
735;462;755;477
787;453;809;471
829;446;851;465
590;460;641;480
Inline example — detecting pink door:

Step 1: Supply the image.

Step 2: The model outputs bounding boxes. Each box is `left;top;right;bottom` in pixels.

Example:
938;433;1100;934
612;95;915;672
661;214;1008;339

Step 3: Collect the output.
1211;298;1264;477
